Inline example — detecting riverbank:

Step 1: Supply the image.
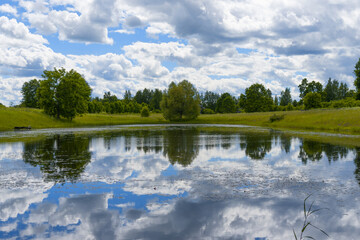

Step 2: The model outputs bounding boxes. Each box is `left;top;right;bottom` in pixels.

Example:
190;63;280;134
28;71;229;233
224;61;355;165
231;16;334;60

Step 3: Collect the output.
1;107;360;135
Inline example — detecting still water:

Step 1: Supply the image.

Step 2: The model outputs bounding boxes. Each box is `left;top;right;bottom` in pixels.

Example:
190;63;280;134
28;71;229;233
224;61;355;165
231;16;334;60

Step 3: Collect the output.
0;125;359;239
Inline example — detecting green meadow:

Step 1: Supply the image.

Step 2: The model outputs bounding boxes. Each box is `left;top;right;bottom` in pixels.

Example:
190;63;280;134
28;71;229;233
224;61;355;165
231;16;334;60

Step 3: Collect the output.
1;107;360;136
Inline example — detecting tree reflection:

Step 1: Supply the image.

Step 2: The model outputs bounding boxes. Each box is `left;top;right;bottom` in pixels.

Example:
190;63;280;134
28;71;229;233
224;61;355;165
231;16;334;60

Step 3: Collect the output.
298;140;323;164
299;140;349;164
350;147;360;186
23;134;91;183
163;128;200;167
239;132;273;160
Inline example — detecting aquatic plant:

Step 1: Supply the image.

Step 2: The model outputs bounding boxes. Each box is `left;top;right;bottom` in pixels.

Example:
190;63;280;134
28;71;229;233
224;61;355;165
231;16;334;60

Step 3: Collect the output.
293;195;329;240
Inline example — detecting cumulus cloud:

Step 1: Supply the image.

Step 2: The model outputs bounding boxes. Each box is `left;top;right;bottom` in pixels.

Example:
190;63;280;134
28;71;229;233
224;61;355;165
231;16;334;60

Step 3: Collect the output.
0;4;18;16
1;0;360;104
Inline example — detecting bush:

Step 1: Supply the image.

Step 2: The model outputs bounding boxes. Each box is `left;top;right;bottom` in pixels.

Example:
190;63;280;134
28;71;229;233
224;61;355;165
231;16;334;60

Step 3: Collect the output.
140;106;150;117
304;92;322;110
286;103;294;111
269;114;285;122
152;109;162;113
202;108;215;114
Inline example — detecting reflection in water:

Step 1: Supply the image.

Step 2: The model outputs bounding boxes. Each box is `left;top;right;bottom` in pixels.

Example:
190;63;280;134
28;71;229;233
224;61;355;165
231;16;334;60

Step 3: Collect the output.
1;126;360;239
299;139;349;164
354;148;360;185
239;132;272;160
23;134;91;183
163;128;199;167
298;140;323;164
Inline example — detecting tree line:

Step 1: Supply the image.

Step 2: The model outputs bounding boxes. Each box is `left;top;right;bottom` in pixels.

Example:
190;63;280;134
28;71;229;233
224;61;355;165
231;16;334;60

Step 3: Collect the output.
15;58;360;121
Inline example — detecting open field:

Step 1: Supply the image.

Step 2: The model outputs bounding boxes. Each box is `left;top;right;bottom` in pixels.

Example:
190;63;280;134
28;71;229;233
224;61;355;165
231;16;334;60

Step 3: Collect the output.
1;107;360;135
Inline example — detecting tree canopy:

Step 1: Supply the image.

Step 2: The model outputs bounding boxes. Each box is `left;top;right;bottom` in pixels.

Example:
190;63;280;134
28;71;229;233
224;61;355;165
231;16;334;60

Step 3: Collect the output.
160;80;200;121
21;79;40;108
216;93;237;113
37;68;91;120
242;83;273;112
298;78;323;99
279;88;292;106
354;58;360;100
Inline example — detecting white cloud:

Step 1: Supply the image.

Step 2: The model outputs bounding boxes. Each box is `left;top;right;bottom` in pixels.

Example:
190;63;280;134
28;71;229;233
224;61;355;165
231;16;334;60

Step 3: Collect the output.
1;0;360;104
0;4;18;16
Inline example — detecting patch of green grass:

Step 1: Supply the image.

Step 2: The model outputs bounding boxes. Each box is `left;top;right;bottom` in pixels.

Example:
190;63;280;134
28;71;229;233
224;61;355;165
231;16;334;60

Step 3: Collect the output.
1;107;360;137
0;108;71;131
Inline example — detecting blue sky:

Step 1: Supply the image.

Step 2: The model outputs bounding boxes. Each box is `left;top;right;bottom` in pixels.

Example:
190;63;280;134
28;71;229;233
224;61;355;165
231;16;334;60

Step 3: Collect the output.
0;0;360;105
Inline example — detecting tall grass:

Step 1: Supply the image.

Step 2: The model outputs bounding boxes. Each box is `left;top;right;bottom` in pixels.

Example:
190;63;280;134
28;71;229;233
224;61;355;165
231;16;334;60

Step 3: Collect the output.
1;107;360;135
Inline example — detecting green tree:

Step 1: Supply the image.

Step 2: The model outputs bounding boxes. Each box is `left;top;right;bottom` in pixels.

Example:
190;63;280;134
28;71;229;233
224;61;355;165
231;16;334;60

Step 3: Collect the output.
160;80;200;121
21;79;40;108
298;78;323;100
274;95;279;106
324;78;344;101
124;90;132;103
0;102;5;108
37;68;91;120
243;83;273;113
140;106;150;117
354;58;360;100
279;88;292;106
103;91;118;102
303;92;322;110
201;91;220;112
216;93;236;113
150;89;162;111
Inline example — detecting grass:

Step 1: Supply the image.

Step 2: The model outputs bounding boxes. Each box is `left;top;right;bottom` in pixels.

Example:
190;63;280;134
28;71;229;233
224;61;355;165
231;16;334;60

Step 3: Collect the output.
1;107;360;136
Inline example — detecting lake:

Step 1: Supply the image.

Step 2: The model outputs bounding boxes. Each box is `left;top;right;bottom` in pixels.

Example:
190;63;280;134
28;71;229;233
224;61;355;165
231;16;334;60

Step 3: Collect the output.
0;125;359;239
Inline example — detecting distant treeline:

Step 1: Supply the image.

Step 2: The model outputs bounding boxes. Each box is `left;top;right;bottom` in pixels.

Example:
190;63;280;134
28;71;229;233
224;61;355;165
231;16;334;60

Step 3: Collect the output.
10;58;360;120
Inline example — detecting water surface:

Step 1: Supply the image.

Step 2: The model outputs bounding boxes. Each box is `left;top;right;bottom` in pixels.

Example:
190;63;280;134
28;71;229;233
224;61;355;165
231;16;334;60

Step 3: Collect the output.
0;125;359;239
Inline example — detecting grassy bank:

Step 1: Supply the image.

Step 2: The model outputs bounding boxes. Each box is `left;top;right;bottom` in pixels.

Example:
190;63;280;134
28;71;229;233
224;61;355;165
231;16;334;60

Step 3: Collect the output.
1;107;360;135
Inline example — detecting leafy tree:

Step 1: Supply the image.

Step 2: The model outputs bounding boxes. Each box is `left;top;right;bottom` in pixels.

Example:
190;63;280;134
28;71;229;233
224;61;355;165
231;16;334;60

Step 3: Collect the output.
323;78;349;102
339;82;349;99
292;100;298;107
0;102;5;108
303;92;322;110
216;93;236;113
150;89;163;110
298;78;323;100
103;91;118;102
279;88;292;106
140;106;150;117
21;79;40;108
274;95;279;106
160;80;200;121
238;93;246;110
124;90;132;103
134;88;152;105
242;83;273;112
201;91;220;112
354;58;360;100
56;71;91;120
37;68;91;120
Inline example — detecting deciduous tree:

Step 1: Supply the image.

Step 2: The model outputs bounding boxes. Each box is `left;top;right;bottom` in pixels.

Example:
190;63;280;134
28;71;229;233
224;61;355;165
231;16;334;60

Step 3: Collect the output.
21;79;40;108
161;80;200;121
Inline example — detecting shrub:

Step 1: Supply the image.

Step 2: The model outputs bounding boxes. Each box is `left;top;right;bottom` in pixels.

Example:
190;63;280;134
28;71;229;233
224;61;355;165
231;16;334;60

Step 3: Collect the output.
202;108;215;114
269;114;285;122
286;103;294;111
303;92;322;110
140;106;150;117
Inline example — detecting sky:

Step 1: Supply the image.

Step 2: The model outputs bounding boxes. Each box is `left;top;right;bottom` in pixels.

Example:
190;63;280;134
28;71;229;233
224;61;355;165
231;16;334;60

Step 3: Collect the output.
0;0;360;106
